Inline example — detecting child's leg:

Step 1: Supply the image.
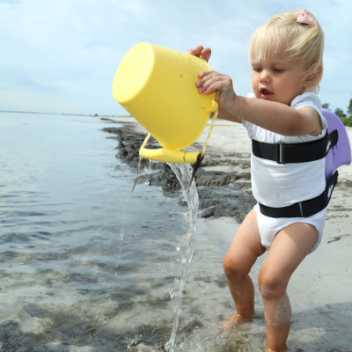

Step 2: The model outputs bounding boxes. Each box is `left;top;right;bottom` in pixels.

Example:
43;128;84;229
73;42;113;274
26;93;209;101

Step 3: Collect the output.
223;209;265;327
258;222;319;352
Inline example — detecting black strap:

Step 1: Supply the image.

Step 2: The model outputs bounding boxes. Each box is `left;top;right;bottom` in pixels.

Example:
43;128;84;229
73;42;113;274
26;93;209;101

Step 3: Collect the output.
252;130;338;164
259;171;338;218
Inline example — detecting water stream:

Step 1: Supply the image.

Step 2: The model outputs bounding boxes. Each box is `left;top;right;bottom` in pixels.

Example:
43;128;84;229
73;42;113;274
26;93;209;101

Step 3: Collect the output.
132;160;199;352
164;163;199;352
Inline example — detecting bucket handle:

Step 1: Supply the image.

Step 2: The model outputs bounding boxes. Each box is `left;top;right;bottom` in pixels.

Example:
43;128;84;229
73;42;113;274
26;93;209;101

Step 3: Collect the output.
139;134;202;164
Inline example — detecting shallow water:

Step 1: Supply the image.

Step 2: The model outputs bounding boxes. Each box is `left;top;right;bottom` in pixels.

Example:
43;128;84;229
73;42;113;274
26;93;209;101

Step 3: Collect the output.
0;113;191;351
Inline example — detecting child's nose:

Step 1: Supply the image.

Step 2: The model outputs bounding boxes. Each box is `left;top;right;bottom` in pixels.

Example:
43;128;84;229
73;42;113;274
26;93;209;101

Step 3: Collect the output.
259;69;271;82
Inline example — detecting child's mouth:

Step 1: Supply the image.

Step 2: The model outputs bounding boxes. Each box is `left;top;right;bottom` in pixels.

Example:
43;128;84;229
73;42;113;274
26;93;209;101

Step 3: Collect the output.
259;88;273;98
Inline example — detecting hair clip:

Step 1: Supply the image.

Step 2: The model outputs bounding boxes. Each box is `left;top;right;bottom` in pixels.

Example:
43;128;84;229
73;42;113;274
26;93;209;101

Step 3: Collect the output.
296;10;315;26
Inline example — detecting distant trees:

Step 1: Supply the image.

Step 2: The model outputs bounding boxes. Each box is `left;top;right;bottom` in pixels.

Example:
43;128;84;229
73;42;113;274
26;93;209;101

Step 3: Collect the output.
348;98;352;116
337;98;352;127
324;98;352;127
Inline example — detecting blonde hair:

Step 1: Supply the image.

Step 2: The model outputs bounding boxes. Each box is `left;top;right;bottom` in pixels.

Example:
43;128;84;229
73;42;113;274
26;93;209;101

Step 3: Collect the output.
250;10;324;82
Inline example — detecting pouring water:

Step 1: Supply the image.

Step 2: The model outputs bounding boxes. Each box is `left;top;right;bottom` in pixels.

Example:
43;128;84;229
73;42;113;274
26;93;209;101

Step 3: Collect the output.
164;163;199;352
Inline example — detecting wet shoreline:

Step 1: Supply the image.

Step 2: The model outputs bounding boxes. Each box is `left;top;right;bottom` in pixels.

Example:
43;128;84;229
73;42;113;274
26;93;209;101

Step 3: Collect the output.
102;123;255;223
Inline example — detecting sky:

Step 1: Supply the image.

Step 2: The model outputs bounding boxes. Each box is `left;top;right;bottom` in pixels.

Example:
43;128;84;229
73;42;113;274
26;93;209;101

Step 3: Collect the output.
0;0;351;115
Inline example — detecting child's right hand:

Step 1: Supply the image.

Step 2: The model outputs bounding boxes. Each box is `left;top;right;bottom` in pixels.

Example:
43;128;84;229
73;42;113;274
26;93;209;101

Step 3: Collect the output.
189;45;211;62
190;45;240;123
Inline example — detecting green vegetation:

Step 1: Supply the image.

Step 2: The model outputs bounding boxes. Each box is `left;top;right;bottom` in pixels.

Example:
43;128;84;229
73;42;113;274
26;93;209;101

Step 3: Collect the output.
324;99;352;127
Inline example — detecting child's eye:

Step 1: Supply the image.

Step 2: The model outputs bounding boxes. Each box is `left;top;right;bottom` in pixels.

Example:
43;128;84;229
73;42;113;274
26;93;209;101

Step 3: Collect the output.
273;68;285;73
252;66;262;73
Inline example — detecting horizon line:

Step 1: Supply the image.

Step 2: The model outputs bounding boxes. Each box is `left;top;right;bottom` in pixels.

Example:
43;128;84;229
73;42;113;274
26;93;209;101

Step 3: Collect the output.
0;109;131;118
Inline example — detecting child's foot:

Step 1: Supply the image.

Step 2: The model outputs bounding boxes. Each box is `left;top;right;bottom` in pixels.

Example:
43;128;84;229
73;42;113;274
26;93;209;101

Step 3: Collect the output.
223;313;252;330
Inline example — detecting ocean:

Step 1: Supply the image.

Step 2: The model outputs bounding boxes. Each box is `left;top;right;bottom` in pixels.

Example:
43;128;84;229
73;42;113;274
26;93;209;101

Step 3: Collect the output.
1;112;257;352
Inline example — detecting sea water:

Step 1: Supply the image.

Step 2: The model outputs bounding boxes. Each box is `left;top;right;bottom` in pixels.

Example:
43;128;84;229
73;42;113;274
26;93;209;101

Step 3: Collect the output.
0;113;181;349
0;112;266;351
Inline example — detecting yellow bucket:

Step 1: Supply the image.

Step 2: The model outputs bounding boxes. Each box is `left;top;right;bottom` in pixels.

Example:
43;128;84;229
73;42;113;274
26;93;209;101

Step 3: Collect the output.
112;42;217;164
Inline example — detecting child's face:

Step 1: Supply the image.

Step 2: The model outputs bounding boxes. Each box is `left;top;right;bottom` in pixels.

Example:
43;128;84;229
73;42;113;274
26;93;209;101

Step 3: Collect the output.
251;53;308;105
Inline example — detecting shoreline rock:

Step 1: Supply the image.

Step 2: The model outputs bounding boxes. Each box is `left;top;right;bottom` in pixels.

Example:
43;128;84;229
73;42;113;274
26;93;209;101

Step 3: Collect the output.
103;124;255;223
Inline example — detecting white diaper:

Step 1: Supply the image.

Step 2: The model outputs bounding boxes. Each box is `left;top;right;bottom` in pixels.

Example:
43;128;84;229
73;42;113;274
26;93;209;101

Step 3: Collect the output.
254;204;327;252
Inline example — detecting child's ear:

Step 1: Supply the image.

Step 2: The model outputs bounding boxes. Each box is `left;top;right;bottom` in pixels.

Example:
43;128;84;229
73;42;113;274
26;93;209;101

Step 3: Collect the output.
305;65;323;87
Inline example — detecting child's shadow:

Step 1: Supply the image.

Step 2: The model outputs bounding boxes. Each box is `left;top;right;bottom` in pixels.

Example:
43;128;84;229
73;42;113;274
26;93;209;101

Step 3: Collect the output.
290;301;352;352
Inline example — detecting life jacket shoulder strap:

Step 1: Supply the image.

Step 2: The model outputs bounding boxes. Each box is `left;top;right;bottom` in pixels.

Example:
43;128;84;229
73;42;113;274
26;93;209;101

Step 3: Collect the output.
252;131;338;163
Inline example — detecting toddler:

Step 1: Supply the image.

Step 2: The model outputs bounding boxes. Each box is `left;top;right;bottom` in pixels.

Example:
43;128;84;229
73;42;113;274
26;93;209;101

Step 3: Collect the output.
193;9;326;352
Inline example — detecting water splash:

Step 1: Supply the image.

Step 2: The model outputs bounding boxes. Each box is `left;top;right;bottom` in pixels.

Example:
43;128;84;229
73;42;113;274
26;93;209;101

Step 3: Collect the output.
164;163;199;352
131;159;158;192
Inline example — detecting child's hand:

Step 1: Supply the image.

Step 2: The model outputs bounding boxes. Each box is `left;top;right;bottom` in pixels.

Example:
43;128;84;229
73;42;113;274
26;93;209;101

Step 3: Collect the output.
189;45;211;62
196;71;237;120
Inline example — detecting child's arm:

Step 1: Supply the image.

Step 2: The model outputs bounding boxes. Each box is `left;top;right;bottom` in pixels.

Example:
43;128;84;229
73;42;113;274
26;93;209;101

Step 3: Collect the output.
197;71;322;136
233;96;322;135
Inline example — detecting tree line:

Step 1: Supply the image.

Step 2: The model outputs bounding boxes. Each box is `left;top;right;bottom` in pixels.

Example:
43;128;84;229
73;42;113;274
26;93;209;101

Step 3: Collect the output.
323;98;352;127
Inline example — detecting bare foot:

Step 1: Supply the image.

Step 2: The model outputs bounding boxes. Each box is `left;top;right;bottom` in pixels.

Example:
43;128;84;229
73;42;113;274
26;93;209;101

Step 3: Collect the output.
223;313;252;331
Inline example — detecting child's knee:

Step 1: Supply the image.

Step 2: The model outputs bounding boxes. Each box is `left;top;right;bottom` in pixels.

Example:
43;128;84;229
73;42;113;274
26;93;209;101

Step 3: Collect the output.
258;271;286;300
223;255;247;281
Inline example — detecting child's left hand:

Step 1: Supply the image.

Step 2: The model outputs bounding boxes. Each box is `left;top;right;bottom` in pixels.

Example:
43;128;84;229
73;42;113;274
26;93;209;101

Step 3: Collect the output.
196;71;238;120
